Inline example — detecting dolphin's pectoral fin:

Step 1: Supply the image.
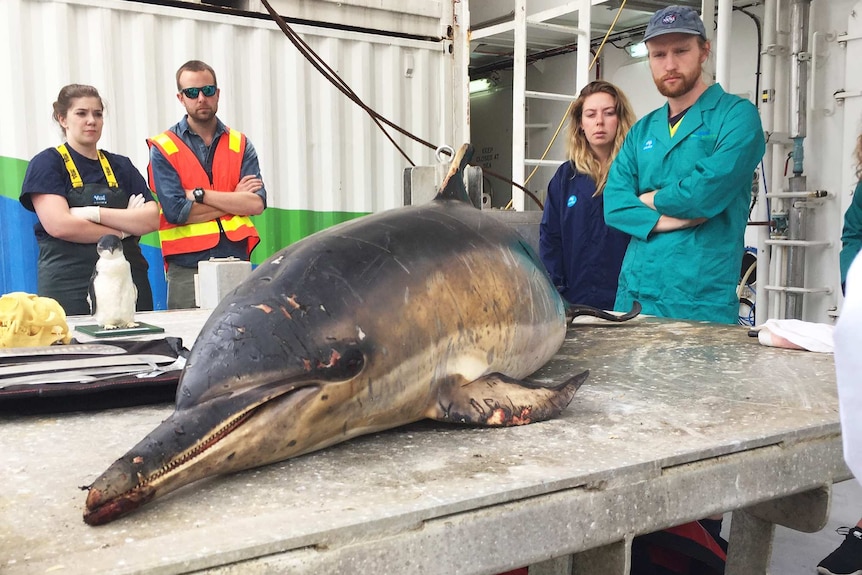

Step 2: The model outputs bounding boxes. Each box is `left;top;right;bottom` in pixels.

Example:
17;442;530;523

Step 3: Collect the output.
428;370;588;427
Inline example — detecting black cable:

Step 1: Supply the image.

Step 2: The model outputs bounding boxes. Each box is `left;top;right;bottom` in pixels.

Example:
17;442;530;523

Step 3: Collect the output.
260;0;434;166
260;0;543;209
736;7;763;109
483;168;544;210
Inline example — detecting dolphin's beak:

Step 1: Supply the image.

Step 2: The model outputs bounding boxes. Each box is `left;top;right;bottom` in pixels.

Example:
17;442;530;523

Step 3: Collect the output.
83;384;321;526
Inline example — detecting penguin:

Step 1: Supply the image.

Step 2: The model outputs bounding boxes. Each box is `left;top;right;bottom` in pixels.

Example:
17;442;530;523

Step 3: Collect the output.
88;235;139;329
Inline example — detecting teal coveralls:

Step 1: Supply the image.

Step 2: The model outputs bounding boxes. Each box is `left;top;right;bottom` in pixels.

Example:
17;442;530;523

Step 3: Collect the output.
604;83;766;324
840;180;862;289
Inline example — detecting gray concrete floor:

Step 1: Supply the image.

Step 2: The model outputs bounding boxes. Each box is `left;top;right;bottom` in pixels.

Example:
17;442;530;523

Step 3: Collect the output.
725;479;862;574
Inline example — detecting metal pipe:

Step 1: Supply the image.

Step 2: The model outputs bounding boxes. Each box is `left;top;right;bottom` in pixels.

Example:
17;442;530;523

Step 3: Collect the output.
525;90;580;102
785;177;808;317
771;0;793;320
765;239;832;247
511;0;526;211
701;0;716;81
783;0;811;318
576;0;591;92
789;0;810;143
765;190;828;198
758;0;778;323
764;285;833;294
715;0;732;87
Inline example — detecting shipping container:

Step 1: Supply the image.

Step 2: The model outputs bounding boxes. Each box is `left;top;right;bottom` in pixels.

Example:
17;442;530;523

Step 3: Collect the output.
0;0;469;308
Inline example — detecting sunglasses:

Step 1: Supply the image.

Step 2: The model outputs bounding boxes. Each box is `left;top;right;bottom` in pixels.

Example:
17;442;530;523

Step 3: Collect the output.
180;85;217;99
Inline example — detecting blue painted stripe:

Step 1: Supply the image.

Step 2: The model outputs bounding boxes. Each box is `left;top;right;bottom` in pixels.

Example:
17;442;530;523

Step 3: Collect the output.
0;195;169;310
0;196;40;294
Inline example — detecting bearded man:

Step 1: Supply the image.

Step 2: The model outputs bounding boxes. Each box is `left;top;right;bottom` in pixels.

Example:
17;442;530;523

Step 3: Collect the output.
603;5;765;324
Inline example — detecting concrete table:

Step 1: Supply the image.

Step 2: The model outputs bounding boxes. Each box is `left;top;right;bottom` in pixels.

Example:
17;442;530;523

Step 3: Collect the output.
0;313;847;574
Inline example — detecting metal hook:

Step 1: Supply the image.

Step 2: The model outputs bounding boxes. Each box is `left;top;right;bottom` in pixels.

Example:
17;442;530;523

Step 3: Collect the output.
435;145;455;164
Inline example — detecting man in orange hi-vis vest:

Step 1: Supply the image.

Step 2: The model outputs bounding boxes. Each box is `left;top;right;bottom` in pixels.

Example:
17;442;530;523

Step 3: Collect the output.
148;59;266;309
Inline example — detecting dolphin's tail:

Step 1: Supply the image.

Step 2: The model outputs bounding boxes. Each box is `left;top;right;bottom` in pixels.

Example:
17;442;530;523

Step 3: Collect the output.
566;301;642;323
436;143;474;203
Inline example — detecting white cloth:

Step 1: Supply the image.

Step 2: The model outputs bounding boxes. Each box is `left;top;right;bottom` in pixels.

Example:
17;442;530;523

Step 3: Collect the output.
837;253;862;483
756;318;834;353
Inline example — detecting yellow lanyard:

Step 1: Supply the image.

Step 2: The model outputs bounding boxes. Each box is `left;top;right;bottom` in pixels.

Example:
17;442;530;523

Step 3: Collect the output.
56;144;119;188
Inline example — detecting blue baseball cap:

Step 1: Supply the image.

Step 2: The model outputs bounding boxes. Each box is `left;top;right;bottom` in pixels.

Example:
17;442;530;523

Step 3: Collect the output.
643;6;707;42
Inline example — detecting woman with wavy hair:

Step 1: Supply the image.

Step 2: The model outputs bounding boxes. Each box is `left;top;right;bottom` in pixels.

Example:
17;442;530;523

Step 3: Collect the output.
539;80;636;309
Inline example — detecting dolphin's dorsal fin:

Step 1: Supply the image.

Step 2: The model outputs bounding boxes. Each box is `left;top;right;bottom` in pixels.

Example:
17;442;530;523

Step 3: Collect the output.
435;143;474;203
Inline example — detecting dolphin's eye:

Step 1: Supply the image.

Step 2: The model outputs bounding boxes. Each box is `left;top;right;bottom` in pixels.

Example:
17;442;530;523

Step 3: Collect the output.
341;348;364;375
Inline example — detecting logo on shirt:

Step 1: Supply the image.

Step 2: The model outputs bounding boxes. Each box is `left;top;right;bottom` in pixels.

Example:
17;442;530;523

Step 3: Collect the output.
567;195;577;208
643;139;654;151
693;130;717;141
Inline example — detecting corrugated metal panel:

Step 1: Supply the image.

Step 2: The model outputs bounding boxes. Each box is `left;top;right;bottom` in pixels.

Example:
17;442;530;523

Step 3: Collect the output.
261;0;445;38
0;0;462;305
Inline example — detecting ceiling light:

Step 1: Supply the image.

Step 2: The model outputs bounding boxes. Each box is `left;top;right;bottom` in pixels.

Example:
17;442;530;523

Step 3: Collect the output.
469;78;493;94
626;41;648;58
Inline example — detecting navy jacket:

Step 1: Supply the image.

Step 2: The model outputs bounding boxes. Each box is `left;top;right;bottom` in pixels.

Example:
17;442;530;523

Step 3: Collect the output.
539;161;629;309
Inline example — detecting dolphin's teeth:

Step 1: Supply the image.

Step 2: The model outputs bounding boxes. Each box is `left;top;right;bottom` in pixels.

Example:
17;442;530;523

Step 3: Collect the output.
146;408;257;488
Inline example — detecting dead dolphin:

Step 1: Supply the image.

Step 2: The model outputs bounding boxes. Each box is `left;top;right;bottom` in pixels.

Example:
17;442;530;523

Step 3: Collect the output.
83;145;588;525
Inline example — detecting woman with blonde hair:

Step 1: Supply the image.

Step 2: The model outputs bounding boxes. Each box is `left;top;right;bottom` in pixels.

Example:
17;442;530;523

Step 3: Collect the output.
539;79;636;309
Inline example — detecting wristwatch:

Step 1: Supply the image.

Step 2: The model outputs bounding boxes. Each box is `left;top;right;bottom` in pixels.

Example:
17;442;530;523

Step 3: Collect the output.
193;187;205;204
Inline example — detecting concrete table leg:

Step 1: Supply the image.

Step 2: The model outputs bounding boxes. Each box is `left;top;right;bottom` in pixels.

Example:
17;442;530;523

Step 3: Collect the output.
726;485;832;575
726;508;775;575
528;555;572;575
571;539;630;575
745;485;832;532
526;539;629;575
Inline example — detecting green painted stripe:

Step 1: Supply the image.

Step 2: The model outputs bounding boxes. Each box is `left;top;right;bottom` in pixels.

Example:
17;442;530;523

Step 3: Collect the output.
1;154;162;249
250;209;368;265
1;155;367;258
0;156;28;201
